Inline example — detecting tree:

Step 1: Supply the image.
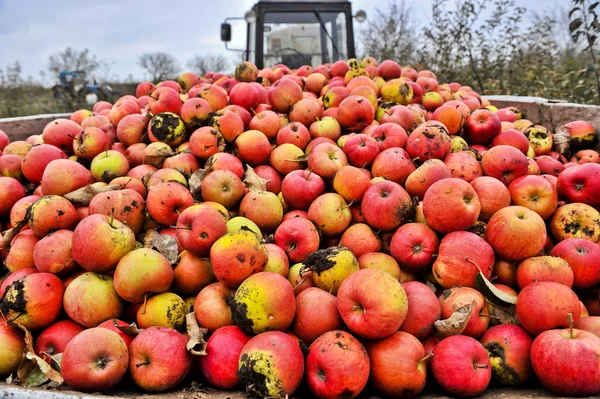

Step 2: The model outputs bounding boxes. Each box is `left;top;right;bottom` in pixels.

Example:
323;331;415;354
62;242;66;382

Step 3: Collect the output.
48;47;100;80
568;0;600;101
187;54;229;76
138;52;179;82
360;0;417;63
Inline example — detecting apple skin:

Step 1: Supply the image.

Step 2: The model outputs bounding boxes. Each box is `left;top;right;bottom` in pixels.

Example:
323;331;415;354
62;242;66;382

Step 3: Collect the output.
551;238;600;290
98;319;134;347
405;159;452;200
63;272;123;328
516;282;581;336
113;248;173;303
305;330;370;399
5;231;40;272
40;159;91;196
361;180;414;232
390;223;439;273
508;175;558;220
61;327;129;392
88;188;146;234
367;331;427;398
400;281;441;339
337;268;408;339
423;178;481;234
21;144;68;185
531;327;600;396
210;230;267;288
439;287;490;339
146;181;194;226
193;282;235;332
463;108;501;145
198;326;251;390
515;256;574;289
433;231;495;289
32;229;77;275
485;206;547;261
238;331;304;398
480;324;533;386
292;287;344;345
72;214;136;273
557;163;600;208
0;323;26;378
90;150;130;183
129;327;192;392
176;204;227;257
482;145;528;185
274;217;320;263
470;176;511;221
432;335;491;397
0;272;64;329
575;316;600;337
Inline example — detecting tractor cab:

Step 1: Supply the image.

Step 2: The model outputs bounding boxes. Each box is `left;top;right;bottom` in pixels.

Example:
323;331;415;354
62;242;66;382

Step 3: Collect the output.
221;0;366;69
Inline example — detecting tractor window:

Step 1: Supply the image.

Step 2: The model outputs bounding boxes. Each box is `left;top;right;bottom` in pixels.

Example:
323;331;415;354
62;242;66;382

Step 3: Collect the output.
263;11;347;69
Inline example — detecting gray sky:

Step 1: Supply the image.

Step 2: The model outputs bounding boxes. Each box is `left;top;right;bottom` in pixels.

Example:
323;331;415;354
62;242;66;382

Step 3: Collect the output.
0;0;566;84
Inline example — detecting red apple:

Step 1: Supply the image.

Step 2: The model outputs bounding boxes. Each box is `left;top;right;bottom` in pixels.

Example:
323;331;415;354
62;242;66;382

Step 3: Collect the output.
61;327;129;392
423;178;481;233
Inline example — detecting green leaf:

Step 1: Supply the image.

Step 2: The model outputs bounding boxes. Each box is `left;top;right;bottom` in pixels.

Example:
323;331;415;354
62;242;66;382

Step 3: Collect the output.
475;270;517;307
591;2;599;11
570;18;584;33
569;6;581;18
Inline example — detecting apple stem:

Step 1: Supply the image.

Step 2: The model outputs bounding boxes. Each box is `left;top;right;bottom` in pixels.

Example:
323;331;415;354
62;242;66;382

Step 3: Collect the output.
306;169;313;180
135;358;151;368
568;312;574;339
418;352;434;363
292;278;307;291
141;293;148;315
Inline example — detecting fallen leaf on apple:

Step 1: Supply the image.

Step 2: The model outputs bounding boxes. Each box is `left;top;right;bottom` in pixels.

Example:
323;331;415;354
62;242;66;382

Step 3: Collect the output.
112;319;143;337
186;312;208;356
243;165;270;192
434;301;474;338
63;183;121;206
13;323;63;388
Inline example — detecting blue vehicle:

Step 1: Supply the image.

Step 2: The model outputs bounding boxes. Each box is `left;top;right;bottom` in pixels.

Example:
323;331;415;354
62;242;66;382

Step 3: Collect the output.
52;70;112;102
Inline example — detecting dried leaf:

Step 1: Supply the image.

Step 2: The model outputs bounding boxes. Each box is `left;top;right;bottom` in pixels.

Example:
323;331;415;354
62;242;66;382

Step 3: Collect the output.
296;154;309;162
143;148;175;168
243;165;269;192
1;219;28;251
475;270;517;307
13;323;63;388
434;302;475;338
113;320;143;336
141;172;156;187
153;233;179;265
63;184;121;206
425;280;437;293
186;312;208;356
42;353;63;372
188;166;213;199
488;303;520;325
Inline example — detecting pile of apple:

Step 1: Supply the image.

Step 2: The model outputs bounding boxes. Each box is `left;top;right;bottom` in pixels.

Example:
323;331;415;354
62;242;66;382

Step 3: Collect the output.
1;57;600;398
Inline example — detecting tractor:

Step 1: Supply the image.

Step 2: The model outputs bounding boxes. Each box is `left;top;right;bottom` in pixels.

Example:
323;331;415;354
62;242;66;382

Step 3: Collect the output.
52;70;113;104
221;0;366;69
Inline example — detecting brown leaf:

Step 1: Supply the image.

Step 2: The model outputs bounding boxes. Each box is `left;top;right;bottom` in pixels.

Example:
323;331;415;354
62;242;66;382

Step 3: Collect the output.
13;323;63;388
425;280;437;293
434;301;475;339
113;319;144;336
243;165;270;192
153;232;179;265
488;303;520;325
188;166;213;199
63;184;121;206
186;312;208;356
143;148;175;168
141;172;156;187
1;219;28;251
